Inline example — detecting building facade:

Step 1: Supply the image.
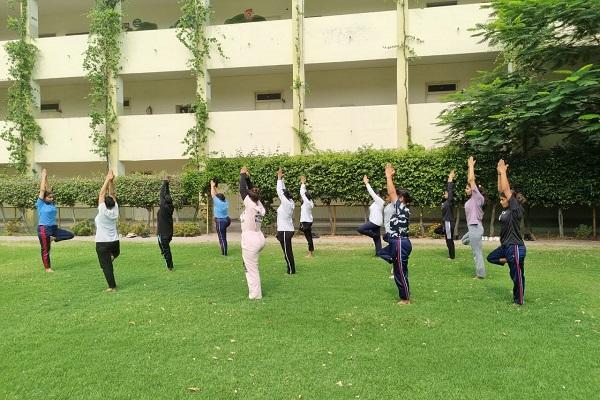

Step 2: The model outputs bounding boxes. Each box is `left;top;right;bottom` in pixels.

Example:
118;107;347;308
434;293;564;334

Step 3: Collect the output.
0;0;497;177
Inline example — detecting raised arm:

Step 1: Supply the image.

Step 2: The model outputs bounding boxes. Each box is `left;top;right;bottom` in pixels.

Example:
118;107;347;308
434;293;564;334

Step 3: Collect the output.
210;179;217;198
160;176;170;207
363;175;384;205
98;170;114;205
38;168;48;199
385;163;398;203
446;170;456;203
239;167;251;200
300;176;310;204
497;159;512;200
276;168;287;203
467;156;477;190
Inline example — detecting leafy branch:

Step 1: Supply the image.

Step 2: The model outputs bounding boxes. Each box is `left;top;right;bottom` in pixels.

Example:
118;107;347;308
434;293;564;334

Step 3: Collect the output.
1;0;42;174
83;0;123;163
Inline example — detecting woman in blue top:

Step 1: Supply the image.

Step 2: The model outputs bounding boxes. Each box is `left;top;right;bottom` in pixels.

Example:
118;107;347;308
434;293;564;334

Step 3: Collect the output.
36;168;74;272
211;179;231;256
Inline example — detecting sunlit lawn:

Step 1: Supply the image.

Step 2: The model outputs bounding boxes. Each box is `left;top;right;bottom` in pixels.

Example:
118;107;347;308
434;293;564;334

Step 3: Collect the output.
0;240;598;400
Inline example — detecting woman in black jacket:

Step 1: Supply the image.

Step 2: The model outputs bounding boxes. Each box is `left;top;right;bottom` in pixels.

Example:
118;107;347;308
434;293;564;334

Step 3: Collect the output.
441;170;456;259
157;176;175;271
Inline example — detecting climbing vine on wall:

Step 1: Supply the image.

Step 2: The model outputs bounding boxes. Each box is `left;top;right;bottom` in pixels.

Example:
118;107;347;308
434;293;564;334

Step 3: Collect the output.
293;3;315;154
176;0;223;169
1;0;42;174
83;0;123;163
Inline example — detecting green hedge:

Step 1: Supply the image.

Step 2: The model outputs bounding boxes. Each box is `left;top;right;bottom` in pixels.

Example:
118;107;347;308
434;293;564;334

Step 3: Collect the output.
1;147;599;213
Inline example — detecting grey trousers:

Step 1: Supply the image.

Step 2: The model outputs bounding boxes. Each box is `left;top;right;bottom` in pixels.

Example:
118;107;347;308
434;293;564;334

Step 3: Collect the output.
462;224;486;278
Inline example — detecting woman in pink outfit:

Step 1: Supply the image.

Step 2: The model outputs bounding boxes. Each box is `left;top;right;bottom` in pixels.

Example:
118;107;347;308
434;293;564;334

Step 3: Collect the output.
239;167;266;299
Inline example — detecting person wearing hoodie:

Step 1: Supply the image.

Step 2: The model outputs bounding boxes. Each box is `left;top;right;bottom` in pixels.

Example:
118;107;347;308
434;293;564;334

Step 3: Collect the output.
157;176;175;271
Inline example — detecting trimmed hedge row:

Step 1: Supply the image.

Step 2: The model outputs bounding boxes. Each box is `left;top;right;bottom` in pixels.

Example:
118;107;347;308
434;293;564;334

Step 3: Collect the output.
1;147;599;214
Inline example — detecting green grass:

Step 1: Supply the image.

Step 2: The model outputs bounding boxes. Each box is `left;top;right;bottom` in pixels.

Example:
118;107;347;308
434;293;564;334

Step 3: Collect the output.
0;241;599;400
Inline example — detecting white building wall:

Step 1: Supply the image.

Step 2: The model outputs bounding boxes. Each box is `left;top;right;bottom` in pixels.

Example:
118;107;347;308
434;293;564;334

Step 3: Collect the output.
123;79;196;115
409;59;495;103
306;0;394;17
210;73;293;112
39;84;90;118
306;67;396;108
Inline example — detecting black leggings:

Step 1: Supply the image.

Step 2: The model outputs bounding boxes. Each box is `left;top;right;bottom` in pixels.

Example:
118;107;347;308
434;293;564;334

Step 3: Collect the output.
300;222;314;252
444;221;455;259
276;231;296;274
96;241;120;289
157;234;173;269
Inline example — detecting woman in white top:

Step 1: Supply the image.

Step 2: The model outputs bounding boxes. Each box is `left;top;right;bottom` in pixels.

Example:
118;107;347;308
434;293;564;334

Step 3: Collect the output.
299;175;315;257
94;170;120;292
356;175;385;256
276;168;296;274
239;167;266;299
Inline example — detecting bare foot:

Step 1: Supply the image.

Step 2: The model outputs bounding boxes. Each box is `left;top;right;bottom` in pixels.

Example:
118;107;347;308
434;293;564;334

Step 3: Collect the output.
472;276;484;280
105;288;117;292
397;300;411;305
45;268;54;273
306;251;314;258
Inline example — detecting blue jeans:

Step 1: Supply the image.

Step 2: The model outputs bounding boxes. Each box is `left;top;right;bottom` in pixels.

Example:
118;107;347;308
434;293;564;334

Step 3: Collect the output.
487;244;526;304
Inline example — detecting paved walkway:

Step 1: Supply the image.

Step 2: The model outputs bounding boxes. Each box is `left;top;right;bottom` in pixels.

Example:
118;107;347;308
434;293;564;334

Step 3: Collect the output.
1;233;599;248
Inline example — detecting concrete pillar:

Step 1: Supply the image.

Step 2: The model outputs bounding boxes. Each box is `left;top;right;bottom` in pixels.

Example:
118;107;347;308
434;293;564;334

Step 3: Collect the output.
108;1;125;176
292;0;306;155
396;0;410;148
25;0;41;174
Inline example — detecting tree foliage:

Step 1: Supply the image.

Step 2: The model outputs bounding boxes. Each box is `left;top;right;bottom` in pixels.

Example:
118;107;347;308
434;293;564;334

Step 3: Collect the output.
441;0;600;153
176;0;223;169
1;0;42;174
83;0;123;162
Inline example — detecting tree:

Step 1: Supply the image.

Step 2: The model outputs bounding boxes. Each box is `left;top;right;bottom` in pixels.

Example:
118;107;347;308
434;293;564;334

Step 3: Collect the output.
440;0;600;154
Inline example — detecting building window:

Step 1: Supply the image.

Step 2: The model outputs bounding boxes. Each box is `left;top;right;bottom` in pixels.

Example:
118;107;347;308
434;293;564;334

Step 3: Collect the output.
40;102;61;112
176;104;194;113
65;32;89;36
255;92;284;110
426;1;458;7
39;33;57;38
426;82;458;103
123;98;131;108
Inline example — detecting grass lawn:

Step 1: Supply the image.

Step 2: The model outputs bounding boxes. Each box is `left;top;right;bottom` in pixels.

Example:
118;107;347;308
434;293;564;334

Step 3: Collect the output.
0;240;598;400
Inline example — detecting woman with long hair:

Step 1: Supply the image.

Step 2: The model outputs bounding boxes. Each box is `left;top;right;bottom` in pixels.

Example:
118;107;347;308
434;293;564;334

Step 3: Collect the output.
239;167;266;299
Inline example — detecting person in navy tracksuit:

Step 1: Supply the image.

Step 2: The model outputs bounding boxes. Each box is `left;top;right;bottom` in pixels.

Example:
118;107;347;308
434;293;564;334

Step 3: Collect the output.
381;163;413;305
486;159;526;305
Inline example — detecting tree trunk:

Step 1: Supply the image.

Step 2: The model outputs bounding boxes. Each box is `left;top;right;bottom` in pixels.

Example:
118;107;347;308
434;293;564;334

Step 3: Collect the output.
419;207;424;237
593;207;597;240
558;207;564;238
453;205;460;239
0;204;6;224
327;205;334;235
20;208;30;234
174;209;180;223
147;208;152;227
71;207;76;223
489;204;496;237
58;207;61;225
332;205;337;236
363;205;369;222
